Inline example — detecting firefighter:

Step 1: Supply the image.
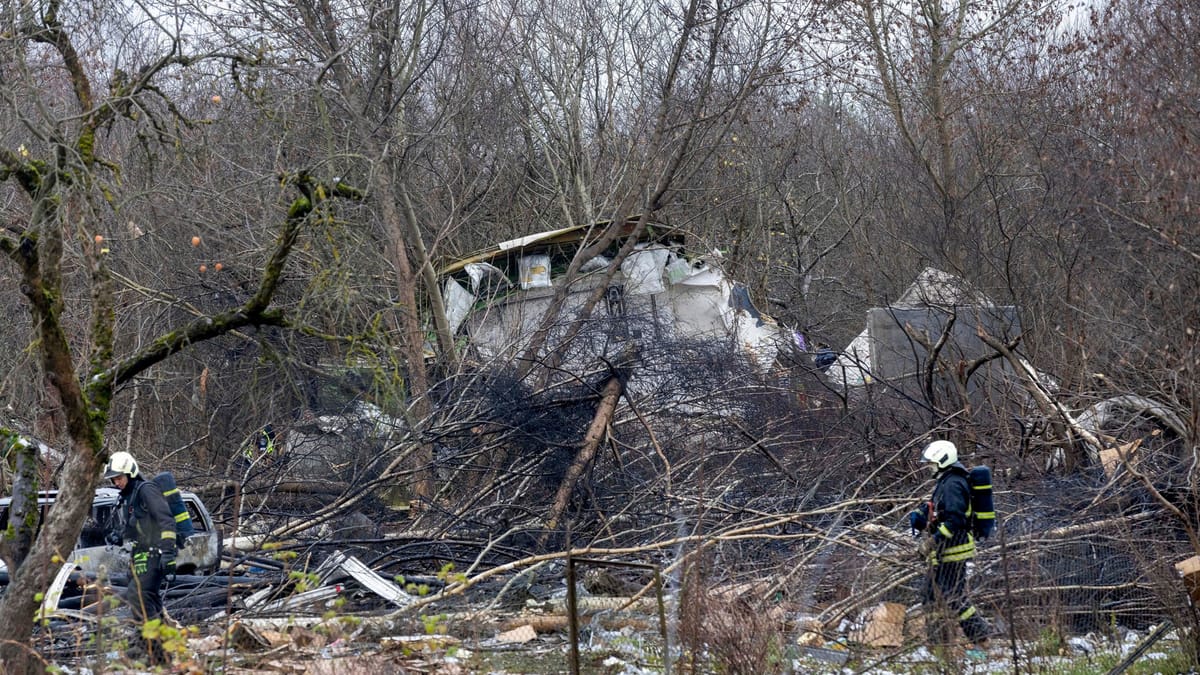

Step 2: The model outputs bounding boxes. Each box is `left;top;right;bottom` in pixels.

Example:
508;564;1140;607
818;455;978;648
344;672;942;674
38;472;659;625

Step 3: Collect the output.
243;423;278;464
909;440;990;658
103;451;177;624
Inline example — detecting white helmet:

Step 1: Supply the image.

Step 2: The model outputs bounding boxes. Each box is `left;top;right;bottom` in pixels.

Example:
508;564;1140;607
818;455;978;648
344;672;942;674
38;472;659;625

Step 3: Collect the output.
922;440;958;471
103;451;140;479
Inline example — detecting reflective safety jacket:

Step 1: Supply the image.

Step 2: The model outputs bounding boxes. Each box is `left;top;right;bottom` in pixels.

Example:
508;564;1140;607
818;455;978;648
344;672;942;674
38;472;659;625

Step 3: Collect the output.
927;463;975;564
118;476;177;555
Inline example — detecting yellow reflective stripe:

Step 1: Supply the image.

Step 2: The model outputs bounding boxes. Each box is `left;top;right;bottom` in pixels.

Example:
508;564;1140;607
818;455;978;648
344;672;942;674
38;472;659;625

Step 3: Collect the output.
162;488;180;497
161;531;177;540
928;552;976;563
941;534;976;562
174;512;191;523
938;523;953;538
975;511;995;519
944;542;975;555
959;606;977;621
972;484;992;490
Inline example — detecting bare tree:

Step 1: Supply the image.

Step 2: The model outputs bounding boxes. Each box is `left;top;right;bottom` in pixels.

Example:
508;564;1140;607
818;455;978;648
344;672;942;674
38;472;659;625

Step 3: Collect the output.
0;3;363;668
489;0;800;380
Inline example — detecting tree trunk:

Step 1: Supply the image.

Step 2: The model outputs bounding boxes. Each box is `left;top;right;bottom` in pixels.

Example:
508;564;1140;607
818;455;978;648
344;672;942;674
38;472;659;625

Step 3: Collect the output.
396;183;456;367
0;447;104;673
543;375;624;537
0;437;40;575
373;175;435;500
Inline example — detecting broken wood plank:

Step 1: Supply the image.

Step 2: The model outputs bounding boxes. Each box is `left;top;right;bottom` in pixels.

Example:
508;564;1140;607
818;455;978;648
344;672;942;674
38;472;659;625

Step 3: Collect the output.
850;602;906;648
1100;438;1143;478
1176;556;1200;605
499;612;654;633
242;584;277;609
226;620;272;650
496;624;537;644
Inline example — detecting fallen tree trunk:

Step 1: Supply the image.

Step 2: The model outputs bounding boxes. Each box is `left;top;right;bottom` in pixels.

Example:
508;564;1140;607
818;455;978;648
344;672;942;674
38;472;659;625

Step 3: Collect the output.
977;326;1105;465
194;479;350;498
543;374;624;535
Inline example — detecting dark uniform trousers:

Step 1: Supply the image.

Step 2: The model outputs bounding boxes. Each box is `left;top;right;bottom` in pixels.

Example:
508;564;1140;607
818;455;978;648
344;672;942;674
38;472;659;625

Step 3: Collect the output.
923;558;989;644
123;550;166;622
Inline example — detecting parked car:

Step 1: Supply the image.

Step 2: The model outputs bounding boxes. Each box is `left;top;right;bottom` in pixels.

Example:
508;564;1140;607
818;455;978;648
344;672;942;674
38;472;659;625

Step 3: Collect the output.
0;487;221;579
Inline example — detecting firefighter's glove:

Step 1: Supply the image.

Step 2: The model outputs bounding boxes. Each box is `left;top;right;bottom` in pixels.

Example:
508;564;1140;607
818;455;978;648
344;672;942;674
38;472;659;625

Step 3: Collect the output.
908;510;927;537
105;530;123;547
916;536;935;560
160;550;177;580
133;551;150;576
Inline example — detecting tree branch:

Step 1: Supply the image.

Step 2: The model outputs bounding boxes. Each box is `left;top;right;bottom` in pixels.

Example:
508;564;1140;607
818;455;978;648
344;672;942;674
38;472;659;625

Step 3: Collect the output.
95;172;362;392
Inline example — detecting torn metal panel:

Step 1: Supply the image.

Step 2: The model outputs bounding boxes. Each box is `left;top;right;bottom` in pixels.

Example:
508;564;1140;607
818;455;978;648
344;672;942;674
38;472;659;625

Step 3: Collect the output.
464;262;509;294
621;245;670;295
337;554;414;608
441;226;787;375
826;267;982;389
256;585;343;613
1076;395;1188;440
867;304;1022;402
826;329;872;389
207;584;276;621
305;550;414;609
893;267;995;308
242;585;276;608
443;276;474;336
825;267;1047;394
669;278;727;336
315;550;349;585
499;225;587;251
35;560;76;621
438;220;686;276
